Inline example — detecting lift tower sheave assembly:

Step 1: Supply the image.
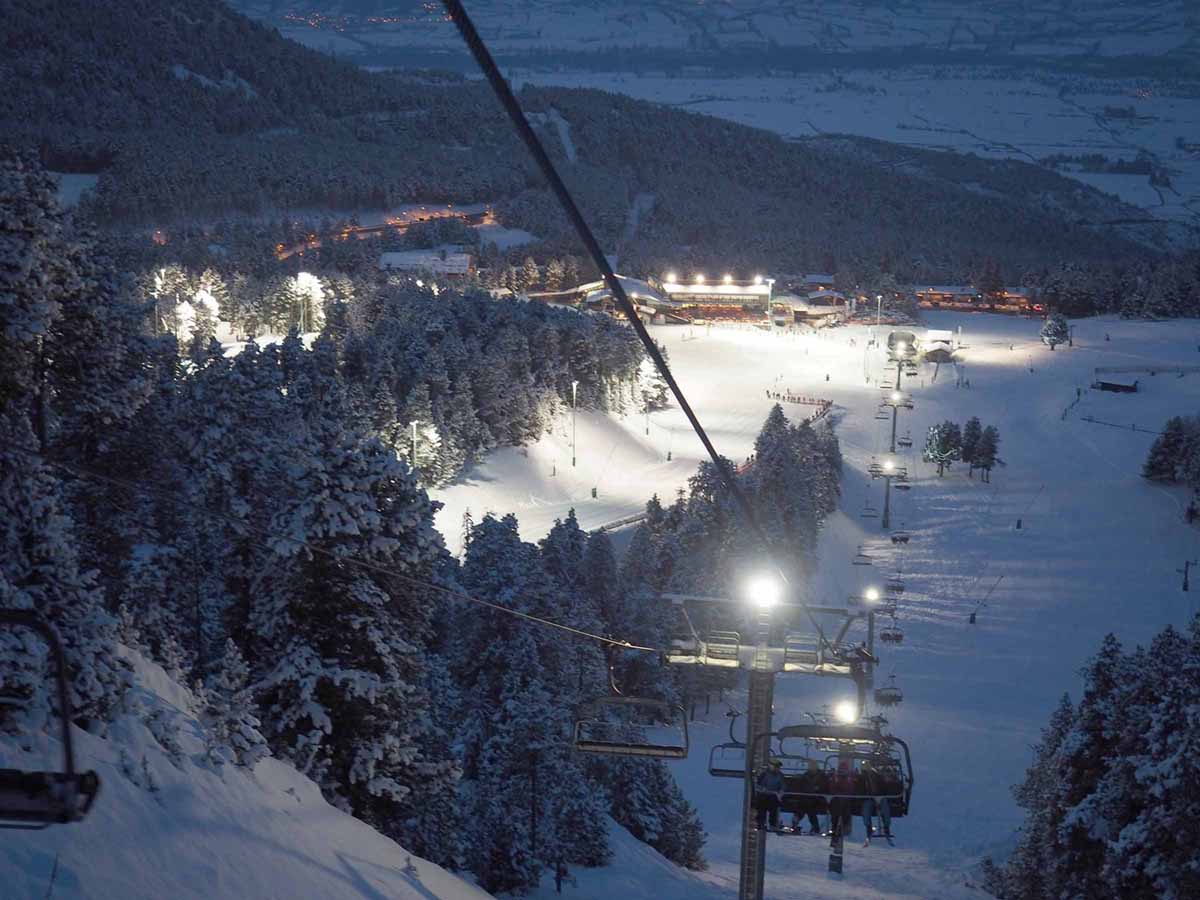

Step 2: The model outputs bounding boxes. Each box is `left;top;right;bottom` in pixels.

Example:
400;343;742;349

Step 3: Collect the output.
663;590;877;897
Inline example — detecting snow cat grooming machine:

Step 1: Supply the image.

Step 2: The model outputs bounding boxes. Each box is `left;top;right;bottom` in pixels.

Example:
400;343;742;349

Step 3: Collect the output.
0;610;101;829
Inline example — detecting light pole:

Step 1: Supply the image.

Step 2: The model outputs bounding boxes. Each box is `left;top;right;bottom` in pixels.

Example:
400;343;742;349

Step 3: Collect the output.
571;380;579;467
410;420;418;471
876;294;882;328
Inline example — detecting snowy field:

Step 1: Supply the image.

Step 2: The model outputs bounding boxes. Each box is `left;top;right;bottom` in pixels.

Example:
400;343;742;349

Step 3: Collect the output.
436;311;1200;897
256;1;1194;58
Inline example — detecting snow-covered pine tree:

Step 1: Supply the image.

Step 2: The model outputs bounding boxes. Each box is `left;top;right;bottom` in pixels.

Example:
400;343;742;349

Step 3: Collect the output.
455;515;610;891
1040;313;1069;350
1143;415;1189;482
961;416;983;478
977;425;1000;482
923;421;962;476
983;693;1075;900
249;344;458;852
201;637;270;768
0;151;129;726
1052;635;1130;899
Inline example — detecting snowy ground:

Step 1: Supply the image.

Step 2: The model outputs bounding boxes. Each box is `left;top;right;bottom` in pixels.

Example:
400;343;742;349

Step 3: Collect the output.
0;650;494;900
435;312;1200;896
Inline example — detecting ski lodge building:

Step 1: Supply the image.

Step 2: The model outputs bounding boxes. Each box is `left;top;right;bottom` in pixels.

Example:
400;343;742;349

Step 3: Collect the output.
379;250;475;277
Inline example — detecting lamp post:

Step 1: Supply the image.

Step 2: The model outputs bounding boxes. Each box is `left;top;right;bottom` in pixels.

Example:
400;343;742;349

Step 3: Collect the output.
876;294;882;328
410;420;418;471
571;380;579;467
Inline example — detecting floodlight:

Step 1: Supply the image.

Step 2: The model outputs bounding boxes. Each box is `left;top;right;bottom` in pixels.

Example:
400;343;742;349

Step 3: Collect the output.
834;700;858;724
891;391;902;402
864;587;880;603
896;341;907;353
666;272;677;283
695;274;705;284
883;459;895;472
745;575;784;609
723;273;733;284
754;275;763;285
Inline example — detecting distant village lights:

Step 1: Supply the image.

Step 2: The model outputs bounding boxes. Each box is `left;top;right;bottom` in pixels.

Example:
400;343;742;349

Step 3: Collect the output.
695;274;705;284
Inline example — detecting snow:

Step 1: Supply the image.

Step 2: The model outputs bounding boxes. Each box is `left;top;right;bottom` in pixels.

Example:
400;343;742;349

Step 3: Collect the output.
545;108;577;163
0;648;492;900
434;311;1200;895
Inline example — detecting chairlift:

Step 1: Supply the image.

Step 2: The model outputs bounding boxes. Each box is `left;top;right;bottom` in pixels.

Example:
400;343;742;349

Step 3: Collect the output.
879;620;905;644
573;696;689;758
764;723;915;819
860;500;879;519
708;742;747;779
874;675;904;708
897;432;913;449
890;530;911;545
885;578;905;594
852;546;873;566
893;482;912;491
0;610;101;829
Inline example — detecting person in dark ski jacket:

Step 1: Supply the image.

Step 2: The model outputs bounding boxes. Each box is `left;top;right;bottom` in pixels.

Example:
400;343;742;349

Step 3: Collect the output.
794;759;825;834
859;762;893;838
829;758;856;837
754;759;786;830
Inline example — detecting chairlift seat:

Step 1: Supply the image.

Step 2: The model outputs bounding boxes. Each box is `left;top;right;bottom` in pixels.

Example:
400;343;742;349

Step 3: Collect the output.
707;742;747;779
0;770;100;828
874;686;903;707
574;697;688;759
885;579;905;593
0;609;102;831
879;628;904;644
890;532;911;545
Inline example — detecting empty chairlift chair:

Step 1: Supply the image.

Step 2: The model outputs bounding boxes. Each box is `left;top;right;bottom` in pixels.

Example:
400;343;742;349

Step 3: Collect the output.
853;545;874;566
879;619;905;644
574;696;689;759
874;675;904;708
0;610;101;829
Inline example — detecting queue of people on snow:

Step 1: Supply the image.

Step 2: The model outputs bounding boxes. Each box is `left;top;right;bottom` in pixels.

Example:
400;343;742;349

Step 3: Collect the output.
753;757;901;842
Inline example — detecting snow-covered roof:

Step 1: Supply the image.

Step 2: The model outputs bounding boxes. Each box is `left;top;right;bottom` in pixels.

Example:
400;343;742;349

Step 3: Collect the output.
580;276;665;305
379;251;473;274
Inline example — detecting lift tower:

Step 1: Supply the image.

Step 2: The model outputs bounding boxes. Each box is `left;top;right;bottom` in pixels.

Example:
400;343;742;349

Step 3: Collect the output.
664;591;877;899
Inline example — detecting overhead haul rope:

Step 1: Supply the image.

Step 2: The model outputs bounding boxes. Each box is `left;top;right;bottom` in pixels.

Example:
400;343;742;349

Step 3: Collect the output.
17;447;658;654
441;0;835;654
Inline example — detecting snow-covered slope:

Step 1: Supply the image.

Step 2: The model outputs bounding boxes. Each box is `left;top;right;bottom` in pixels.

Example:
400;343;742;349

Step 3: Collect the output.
0;650;493;900
436;312;1200;895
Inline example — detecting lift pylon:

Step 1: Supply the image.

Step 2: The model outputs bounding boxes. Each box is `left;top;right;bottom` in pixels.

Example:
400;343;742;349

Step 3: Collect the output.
662;592;877;898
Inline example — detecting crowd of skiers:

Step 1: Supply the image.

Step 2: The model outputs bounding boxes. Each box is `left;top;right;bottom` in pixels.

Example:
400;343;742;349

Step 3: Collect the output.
753;758;900;841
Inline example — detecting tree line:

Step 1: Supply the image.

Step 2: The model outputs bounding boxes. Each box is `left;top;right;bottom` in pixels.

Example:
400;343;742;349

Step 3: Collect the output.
980;619;1200;900
924;417;1000;480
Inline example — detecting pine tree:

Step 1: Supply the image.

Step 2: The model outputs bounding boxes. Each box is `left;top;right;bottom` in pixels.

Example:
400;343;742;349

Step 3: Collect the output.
923;421;962;476
977;426;1000;482
1143;416;1188;481
201;638;270;768
1040;313;1069;350
961;416;983;477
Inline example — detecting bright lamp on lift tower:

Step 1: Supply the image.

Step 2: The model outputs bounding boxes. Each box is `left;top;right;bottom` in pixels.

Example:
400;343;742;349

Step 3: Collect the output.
834;700;859;724
745;575;784;609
